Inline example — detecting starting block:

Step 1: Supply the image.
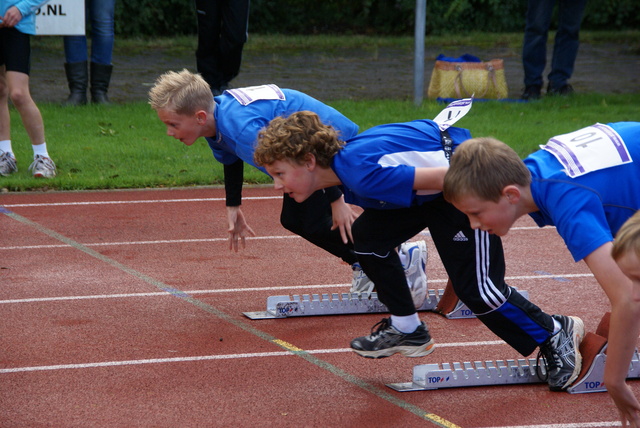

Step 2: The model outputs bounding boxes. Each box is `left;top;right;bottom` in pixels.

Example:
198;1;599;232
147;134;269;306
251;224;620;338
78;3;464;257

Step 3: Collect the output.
242;280;525;320
387;312;640;394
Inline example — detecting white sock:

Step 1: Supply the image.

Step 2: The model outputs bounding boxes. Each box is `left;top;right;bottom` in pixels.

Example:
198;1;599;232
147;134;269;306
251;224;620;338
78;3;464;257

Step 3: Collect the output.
0;140;12;156
32;143;49;158
390;313;421;333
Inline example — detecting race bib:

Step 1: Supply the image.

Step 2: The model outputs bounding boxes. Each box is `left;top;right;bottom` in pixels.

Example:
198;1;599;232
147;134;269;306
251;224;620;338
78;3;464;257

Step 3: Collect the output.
432;97;473;131
225;84;286;106
540;123;632;178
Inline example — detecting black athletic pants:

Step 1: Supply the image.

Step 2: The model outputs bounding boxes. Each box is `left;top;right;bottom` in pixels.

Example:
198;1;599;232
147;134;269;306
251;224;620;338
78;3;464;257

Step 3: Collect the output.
195;0;250;91
280;190;358;266
351;196;554;356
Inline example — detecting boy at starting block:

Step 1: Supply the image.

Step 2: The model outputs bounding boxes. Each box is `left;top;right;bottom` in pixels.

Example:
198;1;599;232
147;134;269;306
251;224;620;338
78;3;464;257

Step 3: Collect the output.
254;107;582;392
442;122;640;423
148;69;428;305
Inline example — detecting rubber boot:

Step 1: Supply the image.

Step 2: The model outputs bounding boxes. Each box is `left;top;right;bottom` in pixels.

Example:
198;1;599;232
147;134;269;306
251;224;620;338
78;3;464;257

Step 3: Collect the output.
90;62;113;104
63;61;88;106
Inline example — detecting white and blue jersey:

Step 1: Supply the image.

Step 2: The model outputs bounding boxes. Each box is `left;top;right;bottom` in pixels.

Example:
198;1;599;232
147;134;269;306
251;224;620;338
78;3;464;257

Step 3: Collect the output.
207;87;359;174
526;121;640;261
332;119;471;209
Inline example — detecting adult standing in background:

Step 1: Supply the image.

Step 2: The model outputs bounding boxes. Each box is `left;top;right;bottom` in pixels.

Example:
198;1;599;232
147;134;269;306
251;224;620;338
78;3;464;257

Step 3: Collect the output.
520;0;587;100
195;0;250;95
63;0;116;105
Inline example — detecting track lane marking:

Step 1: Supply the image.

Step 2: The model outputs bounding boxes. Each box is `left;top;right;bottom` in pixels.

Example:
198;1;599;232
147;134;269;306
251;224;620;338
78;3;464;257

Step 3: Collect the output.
0;341;507;374
0;274;594;304
2;208;459;427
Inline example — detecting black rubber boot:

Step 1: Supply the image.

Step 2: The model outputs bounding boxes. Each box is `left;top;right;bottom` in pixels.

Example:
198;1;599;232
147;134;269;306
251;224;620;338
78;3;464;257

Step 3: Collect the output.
63;61;88;106
90;62;113;104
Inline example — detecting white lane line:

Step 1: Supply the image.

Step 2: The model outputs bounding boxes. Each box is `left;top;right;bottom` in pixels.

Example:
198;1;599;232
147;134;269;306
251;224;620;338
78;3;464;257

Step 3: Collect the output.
0;274;593;305
478;423;621;428
0;340;506;374
0;225;555;251
0;235;299;250
0;196;281;208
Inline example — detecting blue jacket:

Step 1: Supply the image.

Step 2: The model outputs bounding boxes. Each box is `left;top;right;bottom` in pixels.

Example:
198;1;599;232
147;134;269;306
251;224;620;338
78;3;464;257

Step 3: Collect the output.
1;0;49;35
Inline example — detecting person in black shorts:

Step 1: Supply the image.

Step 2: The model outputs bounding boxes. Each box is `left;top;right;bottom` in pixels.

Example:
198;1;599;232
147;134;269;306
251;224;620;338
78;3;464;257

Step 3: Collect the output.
0;0;56;178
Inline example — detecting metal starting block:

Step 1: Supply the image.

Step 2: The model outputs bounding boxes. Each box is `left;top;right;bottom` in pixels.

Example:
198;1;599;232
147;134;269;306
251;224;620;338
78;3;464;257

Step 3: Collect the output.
244;289;444;320
387;312;640;394
242;281;529;321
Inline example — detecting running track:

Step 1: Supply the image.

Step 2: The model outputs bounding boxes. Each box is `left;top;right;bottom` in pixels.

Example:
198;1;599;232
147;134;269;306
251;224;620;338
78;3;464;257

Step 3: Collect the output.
1;186;636;427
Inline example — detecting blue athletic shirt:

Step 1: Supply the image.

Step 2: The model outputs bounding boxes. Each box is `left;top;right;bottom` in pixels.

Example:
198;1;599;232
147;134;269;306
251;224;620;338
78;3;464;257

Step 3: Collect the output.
332;119;471;209
526;122;640;262
1;0;48;35
207;88;359;174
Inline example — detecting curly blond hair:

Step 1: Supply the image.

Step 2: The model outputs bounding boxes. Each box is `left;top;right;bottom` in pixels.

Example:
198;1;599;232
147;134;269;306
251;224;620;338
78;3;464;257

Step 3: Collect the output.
254;111;344;167
148;69;214;115
612;211;640;261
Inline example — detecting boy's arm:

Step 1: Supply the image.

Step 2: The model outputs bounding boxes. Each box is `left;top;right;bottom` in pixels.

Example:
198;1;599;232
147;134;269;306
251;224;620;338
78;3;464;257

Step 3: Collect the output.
413;166;448;191
223;159;256;251
583;243;640;422
224;159;244;207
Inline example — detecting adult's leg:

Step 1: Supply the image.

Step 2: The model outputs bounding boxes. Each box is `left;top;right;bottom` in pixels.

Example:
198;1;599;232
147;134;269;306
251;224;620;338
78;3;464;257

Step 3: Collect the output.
280;191;358;265
426;197;554;356
218;0;249;85
547;0;587;88
195;0;224;91
522;0;556;87
87;0;116;65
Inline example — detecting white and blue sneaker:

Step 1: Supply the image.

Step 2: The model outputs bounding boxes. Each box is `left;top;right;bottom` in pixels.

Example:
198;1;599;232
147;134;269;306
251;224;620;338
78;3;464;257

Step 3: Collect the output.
399;240;428;309
0;150;17;176
350;262;375;294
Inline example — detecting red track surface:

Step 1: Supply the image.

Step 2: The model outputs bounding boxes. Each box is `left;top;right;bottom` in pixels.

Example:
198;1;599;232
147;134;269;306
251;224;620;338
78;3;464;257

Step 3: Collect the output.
1;187;637;427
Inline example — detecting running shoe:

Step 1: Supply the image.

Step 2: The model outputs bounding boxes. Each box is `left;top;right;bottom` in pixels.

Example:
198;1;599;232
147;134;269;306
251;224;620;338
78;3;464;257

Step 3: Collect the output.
399;240;428;308
350;317;435;359
537;315;584;391
0;150;17;176
28;155;57;178
350;262;375;294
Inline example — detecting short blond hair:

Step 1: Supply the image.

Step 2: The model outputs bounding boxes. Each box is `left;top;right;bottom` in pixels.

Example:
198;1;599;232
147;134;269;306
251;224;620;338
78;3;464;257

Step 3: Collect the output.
612;211;640;261
148;69;214;115
254;111;344;168
443;137;531;203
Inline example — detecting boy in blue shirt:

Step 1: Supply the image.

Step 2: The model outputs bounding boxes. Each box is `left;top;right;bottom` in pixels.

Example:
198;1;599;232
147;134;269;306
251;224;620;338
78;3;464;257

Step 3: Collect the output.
148;69;428;304
254;110;582;391
442;122;640;422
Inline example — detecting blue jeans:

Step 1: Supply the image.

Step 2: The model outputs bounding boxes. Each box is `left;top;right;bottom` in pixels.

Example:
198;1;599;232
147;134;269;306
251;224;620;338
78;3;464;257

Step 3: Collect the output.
63;0;116;65
522;0;587;88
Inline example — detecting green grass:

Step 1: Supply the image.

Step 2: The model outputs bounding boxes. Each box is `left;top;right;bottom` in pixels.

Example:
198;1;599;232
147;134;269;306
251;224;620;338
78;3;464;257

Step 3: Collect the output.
3;93;639;192
32;30;640;55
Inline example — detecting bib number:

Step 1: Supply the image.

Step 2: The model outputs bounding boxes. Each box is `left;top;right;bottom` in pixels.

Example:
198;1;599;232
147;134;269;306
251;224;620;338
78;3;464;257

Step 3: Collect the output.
225;84;286;105
433;97;473;131
541;123;632;178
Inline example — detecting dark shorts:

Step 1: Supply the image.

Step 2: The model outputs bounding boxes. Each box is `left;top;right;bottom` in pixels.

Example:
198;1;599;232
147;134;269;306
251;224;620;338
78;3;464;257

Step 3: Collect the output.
0;27;31;75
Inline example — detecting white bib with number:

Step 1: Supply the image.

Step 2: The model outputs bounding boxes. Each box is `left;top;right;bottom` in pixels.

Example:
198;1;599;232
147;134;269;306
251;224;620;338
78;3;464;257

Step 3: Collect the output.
540;123;632;178
432;97;473;131
225;84;286;106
